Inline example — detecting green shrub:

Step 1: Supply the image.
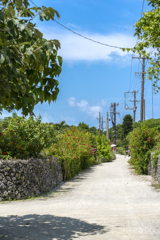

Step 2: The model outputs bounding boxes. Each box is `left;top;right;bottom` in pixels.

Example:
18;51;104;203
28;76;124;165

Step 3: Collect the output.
128;124;158;174
96;134;112;161
116;147;125;155
110;151;116;160
0;115;56;159
43;127;98;180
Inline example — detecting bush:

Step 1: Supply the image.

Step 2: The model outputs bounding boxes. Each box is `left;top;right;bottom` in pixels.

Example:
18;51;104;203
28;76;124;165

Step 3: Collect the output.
43;127;98;180
128;124;158;174
116;147;125;155
0;115;56;159
96;134;112;161
110;151;116;160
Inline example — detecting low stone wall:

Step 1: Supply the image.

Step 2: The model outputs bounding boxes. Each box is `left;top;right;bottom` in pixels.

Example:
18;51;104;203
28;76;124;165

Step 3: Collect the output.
0;157;63;201
148;154;160;182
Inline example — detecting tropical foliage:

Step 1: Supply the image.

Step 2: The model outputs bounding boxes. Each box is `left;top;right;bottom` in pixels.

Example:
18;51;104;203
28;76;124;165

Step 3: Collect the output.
123;0;160;92
0;0;62;115
128;123;159;174
0;115;56;159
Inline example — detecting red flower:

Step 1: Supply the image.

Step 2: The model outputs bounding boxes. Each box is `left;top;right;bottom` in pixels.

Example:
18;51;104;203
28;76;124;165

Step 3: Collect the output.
73;137;75;139
75;157;77;159
77;145;79;147
3;152;6;155
145;131;146;133
147;140;149;142
68;143;70;145
90;145;92;147
77;138;79;139
68;135;71;136
2;133;4;136
30;145;32;147
19;148;22;150
13;142;15;145
70;146;72;148
82;138;83;139
133;145;135;148
84;144;86;145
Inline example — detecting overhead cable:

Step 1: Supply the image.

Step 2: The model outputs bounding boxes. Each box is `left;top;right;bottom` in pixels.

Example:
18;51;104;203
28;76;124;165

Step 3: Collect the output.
29;0;130;50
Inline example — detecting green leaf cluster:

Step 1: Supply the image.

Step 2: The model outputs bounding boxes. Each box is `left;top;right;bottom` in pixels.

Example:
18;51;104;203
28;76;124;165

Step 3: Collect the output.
125;0;160;91
128;124;158;174
0;115;56;159
43;127;98;181
0;0;62;115
96;134;112;161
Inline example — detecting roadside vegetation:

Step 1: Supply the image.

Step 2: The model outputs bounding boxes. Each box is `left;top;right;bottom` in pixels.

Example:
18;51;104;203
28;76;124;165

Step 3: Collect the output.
0;114;114;181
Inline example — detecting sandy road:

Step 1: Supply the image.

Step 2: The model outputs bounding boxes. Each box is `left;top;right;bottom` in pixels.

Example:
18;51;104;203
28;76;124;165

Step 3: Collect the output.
0;154;160;240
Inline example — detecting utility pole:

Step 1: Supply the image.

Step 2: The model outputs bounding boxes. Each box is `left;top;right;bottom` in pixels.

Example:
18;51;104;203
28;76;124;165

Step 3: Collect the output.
143;99;145;121
106;112;109;139
132;56;146;121
125;90;140;123
99;112;101;136
110;103;119;145
102;116;103;133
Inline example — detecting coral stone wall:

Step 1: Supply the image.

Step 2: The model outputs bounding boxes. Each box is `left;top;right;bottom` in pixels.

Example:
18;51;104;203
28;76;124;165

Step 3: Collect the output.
148;154;160;183
0;157;63;201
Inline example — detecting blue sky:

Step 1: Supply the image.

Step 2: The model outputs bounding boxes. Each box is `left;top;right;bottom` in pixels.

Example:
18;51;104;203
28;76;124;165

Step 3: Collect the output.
2;0;160;129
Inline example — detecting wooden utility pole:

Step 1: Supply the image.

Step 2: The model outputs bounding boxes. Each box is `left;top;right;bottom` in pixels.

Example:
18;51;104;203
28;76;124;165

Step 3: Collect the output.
132;56;146;121
110;103;119;145
106;112;109;139
143;99;145;121
99;112;101;136
102;116;103;133
125;90;140;124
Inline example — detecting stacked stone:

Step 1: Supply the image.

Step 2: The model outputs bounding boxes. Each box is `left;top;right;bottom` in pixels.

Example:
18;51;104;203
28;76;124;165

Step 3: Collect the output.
0;157;63;201
148;154;160;183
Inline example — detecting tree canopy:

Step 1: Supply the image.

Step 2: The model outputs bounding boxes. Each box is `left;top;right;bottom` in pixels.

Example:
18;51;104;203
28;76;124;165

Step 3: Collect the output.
121;114;133;139
123;0;160;92
0;0;62;116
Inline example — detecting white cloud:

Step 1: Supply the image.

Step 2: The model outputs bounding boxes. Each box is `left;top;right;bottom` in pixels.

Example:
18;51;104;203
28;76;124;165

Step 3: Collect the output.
87;106;102;118
40;26;136;63
67;97;76;107
67;97;103;118
77;100;88;111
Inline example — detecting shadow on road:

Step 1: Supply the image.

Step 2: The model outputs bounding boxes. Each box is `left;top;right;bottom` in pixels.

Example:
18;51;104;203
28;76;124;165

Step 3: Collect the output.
0;214;109;240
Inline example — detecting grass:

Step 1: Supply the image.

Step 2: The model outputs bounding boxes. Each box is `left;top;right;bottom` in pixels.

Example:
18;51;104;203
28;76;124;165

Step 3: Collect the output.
151;182;160;190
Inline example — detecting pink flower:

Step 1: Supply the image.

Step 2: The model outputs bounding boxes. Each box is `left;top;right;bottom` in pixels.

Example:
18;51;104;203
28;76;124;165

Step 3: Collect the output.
92;153;94;155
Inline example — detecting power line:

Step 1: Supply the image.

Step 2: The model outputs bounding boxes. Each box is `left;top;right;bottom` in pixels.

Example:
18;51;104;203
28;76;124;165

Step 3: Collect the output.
54;20;125;49
141;0;145;17
29;0;130;50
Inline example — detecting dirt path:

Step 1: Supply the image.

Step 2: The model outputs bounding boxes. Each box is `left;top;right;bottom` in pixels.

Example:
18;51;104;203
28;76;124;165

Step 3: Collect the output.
0;154;160;240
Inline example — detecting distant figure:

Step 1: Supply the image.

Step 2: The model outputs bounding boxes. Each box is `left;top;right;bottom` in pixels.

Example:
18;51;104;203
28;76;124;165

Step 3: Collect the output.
125;149;128;157
128;149;130;157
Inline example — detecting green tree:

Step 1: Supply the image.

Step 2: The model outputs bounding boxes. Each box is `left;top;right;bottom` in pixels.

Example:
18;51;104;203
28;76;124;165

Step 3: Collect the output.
121;114;133;140
123;0;160;91
0;0;62;116
78;122;90;131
